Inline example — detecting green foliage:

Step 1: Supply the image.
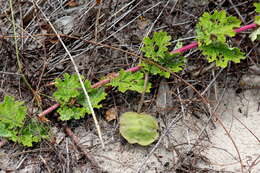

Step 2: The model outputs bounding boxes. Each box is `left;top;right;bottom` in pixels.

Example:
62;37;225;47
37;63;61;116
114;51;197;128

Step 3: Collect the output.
16;119;49;147
142;31;171;61
0;96;49;147
201;42;245;68
254;3;260;25
53;73;81;104
196;10;241;46
53;73;107;121
254;3;260;13
141;52;186;78
109;70;151;93
255;16;260;25
119;112;158;146
141;31;186;78
196;10;245;68
0;96;26;128
77;80;107;114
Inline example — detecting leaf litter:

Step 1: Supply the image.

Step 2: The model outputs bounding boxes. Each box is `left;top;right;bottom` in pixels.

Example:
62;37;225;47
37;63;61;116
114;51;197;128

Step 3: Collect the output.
0;0;259;172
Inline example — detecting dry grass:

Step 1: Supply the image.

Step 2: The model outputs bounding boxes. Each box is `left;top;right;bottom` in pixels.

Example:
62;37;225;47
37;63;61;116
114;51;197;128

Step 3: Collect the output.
0;0;259;172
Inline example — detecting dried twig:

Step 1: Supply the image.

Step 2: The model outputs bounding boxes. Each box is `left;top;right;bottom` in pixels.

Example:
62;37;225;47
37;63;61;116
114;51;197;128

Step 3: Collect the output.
34;2;105;148
64;126;103;173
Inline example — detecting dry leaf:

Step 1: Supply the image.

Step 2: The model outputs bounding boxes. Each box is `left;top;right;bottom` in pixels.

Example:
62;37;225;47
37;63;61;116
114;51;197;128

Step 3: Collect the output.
96;0;102;5
105;107;118;121
65;0;79;7
38;115;50;123
54;16;74;34
156;79;173;112
137;16;150;30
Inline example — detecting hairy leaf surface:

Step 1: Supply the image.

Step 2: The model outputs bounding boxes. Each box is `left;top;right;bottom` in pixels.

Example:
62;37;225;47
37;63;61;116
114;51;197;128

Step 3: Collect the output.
201;42;245;68
110;70;151;93
196;10;241;45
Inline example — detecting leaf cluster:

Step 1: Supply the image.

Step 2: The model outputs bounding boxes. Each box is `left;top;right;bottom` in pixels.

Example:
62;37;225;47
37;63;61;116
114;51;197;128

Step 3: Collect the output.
141;31;186;78
196;10;245;68
53;73;107;120
0;96;49;147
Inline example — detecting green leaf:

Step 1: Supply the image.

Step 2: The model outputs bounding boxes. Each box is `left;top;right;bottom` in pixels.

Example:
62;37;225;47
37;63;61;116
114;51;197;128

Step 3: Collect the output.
0;96;26;129
53;74;107;121
254;3;260;13
255;16;260;25
77;80;107;113
141;31;171;61
119;112;159;146
0;96;49;147
0;123;16;138
110;70;151;93
141;61;171;78
141;53;186;78
57;106;88;121
250;27;260;42
201;42;245;68
17;119;49;147
196;10;241;46
141;31;186;77
53;73;81;104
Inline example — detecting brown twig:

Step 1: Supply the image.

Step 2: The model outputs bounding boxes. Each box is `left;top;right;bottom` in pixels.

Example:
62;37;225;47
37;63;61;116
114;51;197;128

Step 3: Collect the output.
64;125;103;173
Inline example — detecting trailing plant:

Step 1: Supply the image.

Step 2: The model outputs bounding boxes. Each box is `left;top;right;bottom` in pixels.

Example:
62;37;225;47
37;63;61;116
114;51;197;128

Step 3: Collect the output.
42;7;260;146
0;96;49;147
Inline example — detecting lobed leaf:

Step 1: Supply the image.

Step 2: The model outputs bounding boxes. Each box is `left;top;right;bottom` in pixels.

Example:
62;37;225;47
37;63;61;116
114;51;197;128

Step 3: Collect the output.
77;80;107;114
254;3;260;13
54;74;107;121
53;73;81;104
141;31;171;61
0;96;49;147
109;70;151;93
196;10;241;46
140;53;186;78
201;42;245;68
0;96;26;129
57;106;88;120
16;119;49;147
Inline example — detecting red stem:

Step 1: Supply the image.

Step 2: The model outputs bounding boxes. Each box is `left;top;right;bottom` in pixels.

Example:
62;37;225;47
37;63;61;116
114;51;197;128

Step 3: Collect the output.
234;23;257;33
38;23;258;118
171;42;199;54
38;103;60;118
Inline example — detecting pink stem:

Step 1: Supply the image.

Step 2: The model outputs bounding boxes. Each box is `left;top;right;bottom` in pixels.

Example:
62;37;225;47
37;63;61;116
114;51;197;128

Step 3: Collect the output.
92;66;142;88
39;23;258;118
234;23;257;33
171;42;199;54
38;103;60;118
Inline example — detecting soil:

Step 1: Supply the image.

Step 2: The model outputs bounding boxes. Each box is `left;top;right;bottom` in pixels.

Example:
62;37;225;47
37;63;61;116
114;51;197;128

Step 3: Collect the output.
0;0;259;173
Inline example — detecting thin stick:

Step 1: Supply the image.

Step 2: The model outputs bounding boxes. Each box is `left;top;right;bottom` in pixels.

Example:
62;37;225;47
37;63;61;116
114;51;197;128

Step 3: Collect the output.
34;3;105;148
64;126;102;173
